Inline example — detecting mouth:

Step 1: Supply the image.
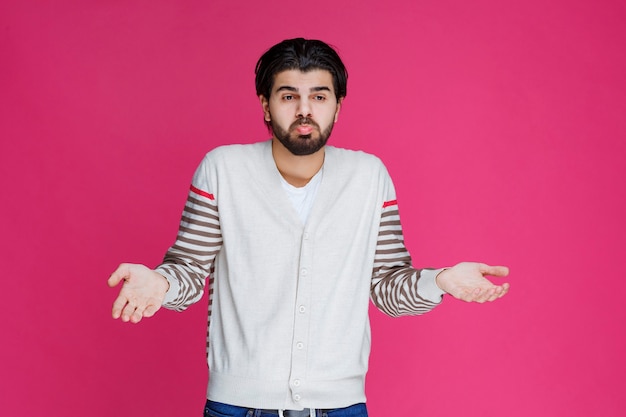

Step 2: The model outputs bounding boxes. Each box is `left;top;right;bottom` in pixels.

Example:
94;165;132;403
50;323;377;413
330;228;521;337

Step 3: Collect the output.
295;124;314;135
292;117;317;137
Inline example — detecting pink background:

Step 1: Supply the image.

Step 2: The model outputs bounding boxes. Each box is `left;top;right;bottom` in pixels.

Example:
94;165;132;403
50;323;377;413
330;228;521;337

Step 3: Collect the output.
1;0;625;416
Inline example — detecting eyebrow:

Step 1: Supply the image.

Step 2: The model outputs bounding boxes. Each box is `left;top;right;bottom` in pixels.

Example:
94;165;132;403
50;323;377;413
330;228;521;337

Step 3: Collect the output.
275;85;332;93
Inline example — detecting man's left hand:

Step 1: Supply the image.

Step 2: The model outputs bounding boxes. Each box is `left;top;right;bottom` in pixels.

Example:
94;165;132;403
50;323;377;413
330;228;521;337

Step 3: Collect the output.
436;262;510;303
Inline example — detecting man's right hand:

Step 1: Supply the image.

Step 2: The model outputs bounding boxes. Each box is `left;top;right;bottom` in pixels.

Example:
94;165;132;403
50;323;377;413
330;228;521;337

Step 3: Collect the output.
107;263;170;324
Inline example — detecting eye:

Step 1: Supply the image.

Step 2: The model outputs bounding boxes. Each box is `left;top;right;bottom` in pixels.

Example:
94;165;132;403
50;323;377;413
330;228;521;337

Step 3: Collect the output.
313;95;326;101
282;95;294;101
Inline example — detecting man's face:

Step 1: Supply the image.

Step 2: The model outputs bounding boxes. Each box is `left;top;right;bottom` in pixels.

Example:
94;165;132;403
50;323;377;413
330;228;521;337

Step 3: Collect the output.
260;69;342;156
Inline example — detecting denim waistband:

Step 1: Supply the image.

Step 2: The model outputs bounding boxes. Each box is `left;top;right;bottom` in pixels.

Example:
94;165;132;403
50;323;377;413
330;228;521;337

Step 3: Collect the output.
204;400;368;417
260;409;318;417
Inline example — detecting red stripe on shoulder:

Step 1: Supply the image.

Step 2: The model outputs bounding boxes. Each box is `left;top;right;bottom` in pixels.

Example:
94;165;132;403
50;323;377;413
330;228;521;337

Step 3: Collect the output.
190;184;215;200
383;199;398;208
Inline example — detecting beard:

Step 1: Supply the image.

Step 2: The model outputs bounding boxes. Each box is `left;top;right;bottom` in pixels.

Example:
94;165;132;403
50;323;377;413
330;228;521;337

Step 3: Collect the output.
271;117;335;156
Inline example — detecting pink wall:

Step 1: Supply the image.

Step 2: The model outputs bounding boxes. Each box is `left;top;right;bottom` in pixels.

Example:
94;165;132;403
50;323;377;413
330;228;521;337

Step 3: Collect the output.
2;1;625;416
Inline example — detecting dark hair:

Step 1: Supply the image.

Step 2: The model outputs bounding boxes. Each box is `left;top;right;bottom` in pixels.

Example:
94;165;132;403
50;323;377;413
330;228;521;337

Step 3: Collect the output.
255;38;348;102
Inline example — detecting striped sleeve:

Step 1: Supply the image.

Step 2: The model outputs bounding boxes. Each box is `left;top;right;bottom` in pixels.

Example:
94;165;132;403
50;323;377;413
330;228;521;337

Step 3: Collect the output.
370;200;443;317
156;184;223;312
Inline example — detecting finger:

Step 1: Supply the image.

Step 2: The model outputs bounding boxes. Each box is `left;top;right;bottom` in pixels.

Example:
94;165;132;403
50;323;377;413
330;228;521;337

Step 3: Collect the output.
482;287;498;303
108;263;131;287
112;294;129;319
472;290;489;303
499;283;510;297
121;302;138;322
474;283;504;303
130;306;145;324
485;284;510;302
143;303;160;318
460;288;481;302
476;287;497;303
120;293;140;322
486;286;503;302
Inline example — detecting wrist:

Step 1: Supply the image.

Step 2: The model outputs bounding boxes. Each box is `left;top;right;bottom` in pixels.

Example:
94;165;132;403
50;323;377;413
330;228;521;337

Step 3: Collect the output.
435;268;449;292
153;271;170;294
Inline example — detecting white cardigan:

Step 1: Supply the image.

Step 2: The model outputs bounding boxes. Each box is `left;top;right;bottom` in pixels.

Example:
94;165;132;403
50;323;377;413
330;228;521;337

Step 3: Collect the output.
157;140;444;409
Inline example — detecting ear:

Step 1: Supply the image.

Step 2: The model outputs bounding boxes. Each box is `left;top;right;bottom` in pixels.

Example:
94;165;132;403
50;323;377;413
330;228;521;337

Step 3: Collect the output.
259;95;271;122
334;97;344;123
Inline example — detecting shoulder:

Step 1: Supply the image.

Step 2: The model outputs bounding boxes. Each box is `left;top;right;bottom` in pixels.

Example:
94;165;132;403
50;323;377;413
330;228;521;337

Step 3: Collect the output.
325;145;388;174
326;145;384;164
195;141;270;172
204;141;269;162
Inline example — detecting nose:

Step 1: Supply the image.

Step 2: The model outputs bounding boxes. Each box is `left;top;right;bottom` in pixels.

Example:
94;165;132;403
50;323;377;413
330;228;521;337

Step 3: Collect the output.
296;98;312;119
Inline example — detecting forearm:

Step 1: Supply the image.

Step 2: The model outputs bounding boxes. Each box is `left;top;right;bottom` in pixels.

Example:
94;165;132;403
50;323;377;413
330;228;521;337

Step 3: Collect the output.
370;201;445;317
157;185;223;312
157;251;215;312
371;266;444;317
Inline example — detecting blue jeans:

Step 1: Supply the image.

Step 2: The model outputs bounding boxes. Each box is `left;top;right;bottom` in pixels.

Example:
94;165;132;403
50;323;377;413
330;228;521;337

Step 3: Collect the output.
204;400;368;417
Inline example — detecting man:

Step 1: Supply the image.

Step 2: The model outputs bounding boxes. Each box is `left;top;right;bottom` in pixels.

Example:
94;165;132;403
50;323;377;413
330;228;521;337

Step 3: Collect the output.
108;38;510;417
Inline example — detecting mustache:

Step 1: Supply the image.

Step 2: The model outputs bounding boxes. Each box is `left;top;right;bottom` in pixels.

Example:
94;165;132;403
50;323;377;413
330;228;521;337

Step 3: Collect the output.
290;117;319;130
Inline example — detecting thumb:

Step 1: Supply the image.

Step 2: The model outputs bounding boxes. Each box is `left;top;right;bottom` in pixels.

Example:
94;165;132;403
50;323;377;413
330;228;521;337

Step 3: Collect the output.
480;264;510;278
107;263;131;287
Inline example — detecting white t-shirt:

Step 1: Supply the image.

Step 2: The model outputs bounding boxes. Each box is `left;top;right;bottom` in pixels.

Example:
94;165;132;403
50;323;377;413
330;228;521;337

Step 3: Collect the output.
279;168;323;225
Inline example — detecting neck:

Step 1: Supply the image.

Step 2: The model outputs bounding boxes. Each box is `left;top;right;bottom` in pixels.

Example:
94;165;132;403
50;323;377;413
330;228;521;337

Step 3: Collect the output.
271;138;325;187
